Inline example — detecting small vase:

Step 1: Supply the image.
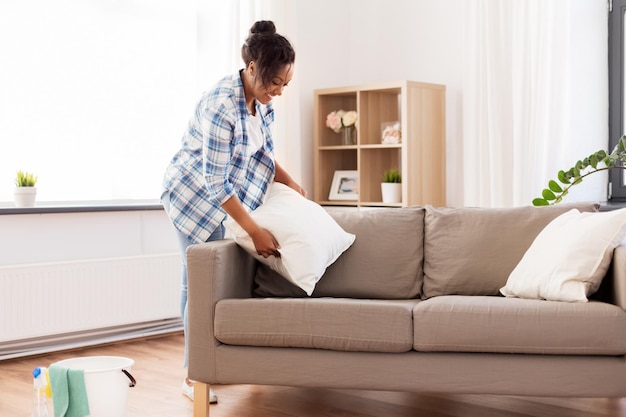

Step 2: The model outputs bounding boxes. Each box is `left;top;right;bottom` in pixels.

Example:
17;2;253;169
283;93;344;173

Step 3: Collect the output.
342;126;356;146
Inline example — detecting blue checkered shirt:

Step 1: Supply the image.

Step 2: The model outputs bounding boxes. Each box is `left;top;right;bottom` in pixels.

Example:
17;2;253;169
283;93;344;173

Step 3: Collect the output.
162;72;276;243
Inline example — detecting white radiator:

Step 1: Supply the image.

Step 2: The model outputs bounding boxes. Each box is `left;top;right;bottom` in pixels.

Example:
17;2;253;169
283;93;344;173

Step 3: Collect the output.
0;253;182;359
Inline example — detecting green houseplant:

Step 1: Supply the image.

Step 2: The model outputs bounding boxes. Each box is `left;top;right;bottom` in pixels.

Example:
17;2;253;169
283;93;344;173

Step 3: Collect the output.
382;168;402;183
381;168;402;203
14;170;38;207
15;170;38;187
533;135;626;206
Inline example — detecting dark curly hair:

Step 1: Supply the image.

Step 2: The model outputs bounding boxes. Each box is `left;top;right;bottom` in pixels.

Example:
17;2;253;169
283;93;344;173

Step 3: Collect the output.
241;21;295;87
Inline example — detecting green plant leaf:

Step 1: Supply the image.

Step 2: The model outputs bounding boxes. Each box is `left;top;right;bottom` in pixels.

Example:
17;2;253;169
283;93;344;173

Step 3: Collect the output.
533;138;626;205
603;156;613;166
557;170;570;184
15;170;38;187
542;189;556;200
382;168;401;183
548;180;562;193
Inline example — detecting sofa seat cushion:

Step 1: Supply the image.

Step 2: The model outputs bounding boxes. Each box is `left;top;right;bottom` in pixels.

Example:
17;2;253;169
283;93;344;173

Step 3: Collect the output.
413;296;626;355
215;298;419;353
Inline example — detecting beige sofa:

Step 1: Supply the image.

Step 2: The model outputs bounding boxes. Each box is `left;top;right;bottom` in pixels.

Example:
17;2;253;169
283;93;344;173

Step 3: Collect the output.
187;203;626;417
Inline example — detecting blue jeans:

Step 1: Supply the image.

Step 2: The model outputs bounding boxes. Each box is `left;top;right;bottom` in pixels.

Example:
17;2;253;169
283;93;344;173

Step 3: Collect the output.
161;192;224;367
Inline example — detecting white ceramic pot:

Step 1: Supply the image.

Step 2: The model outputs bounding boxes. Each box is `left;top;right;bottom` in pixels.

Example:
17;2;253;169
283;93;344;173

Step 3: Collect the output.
14;187;37;207
381;182;401;204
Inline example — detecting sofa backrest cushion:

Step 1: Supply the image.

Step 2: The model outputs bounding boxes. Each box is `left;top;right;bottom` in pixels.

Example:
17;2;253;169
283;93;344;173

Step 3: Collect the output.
421;202;600;299
254;207;425;299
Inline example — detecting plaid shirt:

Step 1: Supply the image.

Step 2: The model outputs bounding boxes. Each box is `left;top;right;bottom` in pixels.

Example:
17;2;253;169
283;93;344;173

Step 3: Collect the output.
162;71;275;243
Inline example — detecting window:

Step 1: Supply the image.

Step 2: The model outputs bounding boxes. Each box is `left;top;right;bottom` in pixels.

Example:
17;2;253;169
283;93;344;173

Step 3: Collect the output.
609;0;626;200
0;0;197;203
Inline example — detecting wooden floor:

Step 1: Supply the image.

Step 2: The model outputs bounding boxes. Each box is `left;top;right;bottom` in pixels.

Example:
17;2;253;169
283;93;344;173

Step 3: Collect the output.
2;332;626;417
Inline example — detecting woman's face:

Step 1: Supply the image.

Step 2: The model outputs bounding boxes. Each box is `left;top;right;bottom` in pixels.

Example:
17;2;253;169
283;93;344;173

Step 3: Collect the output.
248;62;294;105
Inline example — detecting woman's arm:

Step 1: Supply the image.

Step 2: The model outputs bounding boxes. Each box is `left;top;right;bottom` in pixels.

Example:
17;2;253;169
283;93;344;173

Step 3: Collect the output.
221;161;304;258
221;196;281;258
274;161;306;197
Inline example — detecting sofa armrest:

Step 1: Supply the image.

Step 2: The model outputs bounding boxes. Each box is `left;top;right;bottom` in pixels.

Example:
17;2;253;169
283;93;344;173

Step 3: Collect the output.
611;244;626;311
186;239;257;382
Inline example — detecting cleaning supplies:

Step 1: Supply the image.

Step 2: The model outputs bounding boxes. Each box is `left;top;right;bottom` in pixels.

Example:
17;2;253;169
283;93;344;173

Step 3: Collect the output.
48;364;90;417
31;367;50;417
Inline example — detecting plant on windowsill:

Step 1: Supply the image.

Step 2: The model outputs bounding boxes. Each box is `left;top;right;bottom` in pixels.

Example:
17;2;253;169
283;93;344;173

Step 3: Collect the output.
381;168;402;204
14;170;38;207
532;135;626;206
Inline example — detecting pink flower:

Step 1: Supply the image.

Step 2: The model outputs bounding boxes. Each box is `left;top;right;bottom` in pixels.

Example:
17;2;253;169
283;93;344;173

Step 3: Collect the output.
326;111;344;133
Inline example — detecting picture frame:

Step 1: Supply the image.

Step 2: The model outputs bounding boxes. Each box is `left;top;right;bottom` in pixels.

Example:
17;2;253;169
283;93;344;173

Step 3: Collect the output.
328;170;359;200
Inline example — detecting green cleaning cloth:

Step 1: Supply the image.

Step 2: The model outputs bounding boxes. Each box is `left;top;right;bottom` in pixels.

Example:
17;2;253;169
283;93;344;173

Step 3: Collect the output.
49;364;90;417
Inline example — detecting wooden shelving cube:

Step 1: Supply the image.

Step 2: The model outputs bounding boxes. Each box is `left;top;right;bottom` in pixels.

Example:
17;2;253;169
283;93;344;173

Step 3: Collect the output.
313;81;446;207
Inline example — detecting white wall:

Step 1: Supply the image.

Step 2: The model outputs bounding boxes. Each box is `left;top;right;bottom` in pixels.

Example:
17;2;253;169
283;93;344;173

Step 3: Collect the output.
292;0;466;205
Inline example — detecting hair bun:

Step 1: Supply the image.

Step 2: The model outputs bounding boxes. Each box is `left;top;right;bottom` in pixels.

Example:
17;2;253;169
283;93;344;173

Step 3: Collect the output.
249;20;276;36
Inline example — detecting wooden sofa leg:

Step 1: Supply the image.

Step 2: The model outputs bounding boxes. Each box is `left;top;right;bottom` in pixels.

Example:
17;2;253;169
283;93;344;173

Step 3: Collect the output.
193;382;210;417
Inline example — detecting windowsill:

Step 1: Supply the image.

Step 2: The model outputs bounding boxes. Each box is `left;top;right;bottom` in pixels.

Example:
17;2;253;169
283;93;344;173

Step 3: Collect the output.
600;199;626;211
4;199;621;215
0;199;163;215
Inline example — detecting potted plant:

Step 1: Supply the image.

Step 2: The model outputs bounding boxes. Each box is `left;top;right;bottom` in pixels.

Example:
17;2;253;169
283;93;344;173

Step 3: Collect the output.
381;168;402;203
14;170;38;207
533;135;626;206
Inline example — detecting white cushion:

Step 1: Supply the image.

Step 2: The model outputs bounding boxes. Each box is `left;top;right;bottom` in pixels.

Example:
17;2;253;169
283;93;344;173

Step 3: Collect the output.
224;182;356;295
500;208;626;302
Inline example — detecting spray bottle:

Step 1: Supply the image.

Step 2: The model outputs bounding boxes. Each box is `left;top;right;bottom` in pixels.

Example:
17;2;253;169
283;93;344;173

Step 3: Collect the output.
31;366;50;417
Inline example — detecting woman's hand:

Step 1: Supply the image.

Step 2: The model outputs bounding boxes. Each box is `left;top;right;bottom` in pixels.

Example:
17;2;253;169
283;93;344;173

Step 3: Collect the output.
221;196;280;258
274;162;307;197
249;227;281;258
287;182;307;197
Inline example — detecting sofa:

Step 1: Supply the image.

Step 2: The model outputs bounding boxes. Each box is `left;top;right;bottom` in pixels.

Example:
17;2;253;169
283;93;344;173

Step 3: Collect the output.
186;202;626;417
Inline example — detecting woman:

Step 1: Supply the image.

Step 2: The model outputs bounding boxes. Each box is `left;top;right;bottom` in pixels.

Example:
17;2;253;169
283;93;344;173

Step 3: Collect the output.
161;20;305;404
